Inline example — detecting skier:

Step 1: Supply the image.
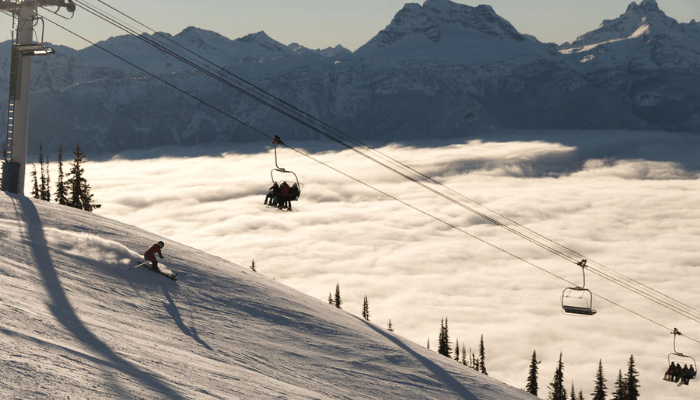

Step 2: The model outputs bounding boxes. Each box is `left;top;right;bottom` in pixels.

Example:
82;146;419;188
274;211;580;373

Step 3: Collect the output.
144;241;165;271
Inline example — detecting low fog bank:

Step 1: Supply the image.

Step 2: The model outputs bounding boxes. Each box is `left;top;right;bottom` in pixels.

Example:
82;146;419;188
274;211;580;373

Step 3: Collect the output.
75;135;700;400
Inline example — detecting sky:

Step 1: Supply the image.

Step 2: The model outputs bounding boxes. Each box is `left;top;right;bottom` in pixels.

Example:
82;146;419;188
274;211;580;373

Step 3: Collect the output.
9;0;700;51
42;137;700;400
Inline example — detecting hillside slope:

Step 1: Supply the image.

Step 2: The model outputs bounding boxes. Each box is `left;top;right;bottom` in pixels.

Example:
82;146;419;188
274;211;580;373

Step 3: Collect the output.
0;193;534;399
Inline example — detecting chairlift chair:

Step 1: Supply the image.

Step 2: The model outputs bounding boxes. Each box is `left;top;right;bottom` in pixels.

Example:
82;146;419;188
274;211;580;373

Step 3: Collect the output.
266;136;301;209
664;328;697;384
561;260;597;316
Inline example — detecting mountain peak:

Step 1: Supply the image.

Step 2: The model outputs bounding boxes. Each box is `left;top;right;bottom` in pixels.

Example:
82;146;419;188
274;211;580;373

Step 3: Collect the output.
235;31;289;53
357;0;523;51
568;0;676;47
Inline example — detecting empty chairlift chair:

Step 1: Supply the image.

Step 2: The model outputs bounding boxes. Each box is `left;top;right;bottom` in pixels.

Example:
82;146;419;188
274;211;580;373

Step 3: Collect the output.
561;259;597;316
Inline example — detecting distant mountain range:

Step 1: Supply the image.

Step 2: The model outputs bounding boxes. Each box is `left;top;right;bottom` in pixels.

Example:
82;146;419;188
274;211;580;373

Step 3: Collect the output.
2;0;699;155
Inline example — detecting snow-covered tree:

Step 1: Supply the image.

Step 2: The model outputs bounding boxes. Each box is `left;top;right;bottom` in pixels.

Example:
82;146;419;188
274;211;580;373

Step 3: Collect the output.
526;350;539;396
387;319;394;332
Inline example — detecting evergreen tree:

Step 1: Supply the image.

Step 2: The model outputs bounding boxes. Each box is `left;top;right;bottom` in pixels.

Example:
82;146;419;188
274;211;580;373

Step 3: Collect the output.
548;352;566;400
454;338;460;361
478;334;487;375
578;390;583;400
592;359;607;400
426;338;430;349
362;295;370;321
387;319;394;332
334;283;342;309
54;146;69;205
66;144;100;211
625;355;640;400
570;383;576;400
38;145;50;201
526;350;539;396
30;165;39;199
611;369;626;400
250;259;256;272
461;344;467;367
437;318;451;357
328;292;333;305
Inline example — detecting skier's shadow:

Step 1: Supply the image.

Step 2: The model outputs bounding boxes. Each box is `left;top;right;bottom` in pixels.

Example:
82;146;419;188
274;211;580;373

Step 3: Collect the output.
15;196;186;400
161;286;212;351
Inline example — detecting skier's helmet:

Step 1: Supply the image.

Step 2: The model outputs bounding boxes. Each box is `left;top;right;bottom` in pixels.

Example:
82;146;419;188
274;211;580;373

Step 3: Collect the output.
158;241;164;248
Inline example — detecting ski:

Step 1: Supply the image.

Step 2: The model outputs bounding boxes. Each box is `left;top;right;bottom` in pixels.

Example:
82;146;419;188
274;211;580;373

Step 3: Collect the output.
145;264;178;281
130;262;178;281
130;261;149;270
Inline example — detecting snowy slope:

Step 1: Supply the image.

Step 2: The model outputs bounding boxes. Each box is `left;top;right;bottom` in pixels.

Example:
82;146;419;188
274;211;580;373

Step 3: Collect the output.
0;192;535;399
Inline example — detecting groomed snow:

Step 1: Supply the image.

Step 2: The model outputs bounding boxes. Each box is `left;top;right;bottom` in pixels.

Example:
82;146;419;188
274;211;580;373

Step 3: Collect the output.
0;193;535;399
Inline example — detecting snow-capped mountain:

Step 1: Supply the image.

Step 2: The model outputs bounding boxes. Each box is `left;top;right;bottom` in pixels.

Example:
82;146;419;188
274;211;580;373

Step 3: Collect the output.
0;0;697;155
558;0;700;129
0;192;536;399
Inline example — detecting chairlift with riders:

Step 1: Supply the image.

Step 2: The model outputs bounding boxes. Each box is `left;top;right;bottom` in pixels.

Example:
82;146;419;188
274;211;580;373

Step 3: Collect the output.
561;259;597;316
663;328;697;385
264;135;301;211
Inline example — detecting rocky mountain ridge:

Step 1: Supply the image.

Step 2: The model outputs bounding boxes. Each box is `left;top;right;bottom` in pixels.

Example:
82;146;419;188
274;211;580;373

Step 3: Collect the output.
2;0;698;155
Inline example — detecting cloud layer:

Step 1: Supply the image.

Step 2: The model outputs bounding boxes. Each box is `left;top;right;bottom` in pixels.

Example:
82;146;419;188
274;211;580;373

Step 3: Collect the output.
76;139;700;399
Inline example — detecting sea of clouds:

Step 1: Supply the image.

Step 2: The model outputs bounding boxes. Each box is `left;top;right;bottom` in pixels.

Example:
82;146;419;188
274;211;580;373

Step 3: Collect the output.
77;136;700;399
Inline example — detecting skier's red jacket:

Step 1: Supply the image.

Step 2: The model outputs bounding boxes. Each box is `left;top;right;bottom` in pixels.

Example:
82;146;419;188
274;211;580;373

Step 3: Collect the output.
145;243;163;260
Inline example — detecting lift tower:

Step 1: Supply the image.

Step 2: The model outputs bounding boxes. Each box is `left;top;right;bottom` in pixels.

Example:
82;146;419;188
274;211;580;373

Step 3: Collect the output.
0;0;75;194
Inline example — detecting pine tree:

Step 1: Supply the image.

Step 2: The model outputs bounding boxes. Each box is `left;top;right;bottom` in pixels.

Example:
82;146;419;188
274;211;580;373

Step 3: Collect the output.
387;319;394;332
578;390;583;400
625;355;640;400
526;350;539;396
548;352;566;400
478;334;487;375
611;369;626;400
30;165;39;199
38;145;50;201
328;292;333;305
437;318;451;357
334;283;342;309
362;295;370;321
592;359;607;400
54;146;69;205
250;259;256;272
66;144;100;211
461;344;467;367
570;383;576;400
426;338;430;349
454;338;460;361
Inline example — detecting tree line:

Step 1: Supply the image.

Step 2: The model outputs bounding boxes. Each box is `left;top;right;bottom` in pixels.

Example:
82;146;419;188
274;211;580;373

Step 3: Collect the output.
28;143;100;212
328;282;643;399
526;350;640;400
